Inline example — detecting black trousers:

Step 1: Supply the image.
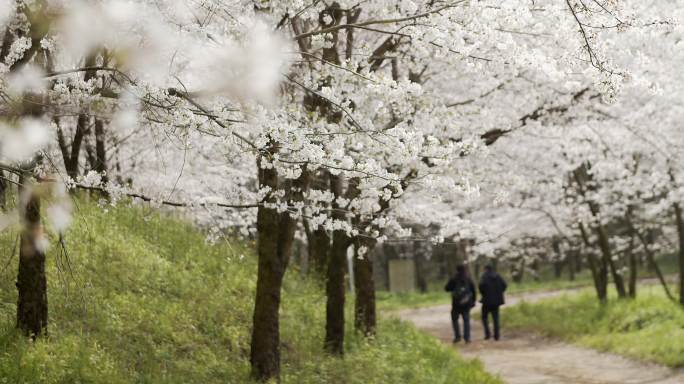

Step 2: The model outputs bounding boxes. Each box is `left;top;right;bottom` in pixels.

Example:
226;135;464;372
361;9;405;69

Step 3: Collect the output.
482;305;500;340
451;308;471;342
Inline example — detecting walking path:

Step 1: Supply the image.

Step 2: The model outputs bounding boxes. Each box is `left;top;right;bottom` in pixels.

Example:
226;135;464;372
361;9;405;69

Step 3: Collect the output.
393;289;684;384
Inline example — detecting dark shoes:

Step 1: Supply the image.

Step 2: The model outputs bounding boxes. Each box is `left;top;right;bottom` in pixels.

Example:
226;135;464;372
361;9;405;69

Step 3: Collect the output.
453;337;462;344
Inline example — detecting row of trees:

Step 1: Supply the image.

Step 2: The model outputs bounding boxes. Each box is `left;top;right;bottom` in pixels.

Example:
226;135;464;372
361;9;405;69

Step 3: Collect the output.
0;0;679;382
460;0;684;306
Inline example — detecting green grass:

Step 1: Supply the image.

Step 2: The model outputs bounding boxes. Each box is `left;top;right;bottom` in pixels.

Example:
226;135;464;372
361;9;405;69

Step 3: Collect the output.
0;198;499;384
505;287;684;367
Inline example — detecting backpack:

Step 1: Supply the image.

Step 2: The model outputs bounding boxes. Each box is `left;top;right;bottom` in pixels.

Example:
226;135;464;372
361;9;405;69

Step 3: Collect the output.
452;280;472;306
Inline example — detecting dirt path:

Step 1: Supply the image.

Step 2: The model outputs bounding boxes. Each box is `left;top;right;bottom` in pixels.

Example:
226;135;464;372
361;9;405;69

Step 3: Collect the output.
393;289;684;384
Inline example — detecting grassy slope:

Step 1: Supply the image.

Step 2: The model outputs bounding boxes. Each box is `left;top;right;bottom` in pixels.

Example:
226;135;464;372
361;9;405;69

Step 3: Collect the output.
0;200;498;384
505;287;684;367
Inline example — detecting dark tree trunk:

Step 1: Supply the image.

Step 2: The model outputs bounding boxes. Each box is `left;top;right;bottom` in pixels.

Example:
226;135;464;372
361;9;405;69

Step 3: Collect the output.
567;249;577;281
306;228;330;277
595;224;627;298
249;158;309;382
413;240;428;293
635;230;675;301
627;233;637;298
11;4;51;340
65;114;89;180
16;188;48;338
303;171;330;277
554;262;563;279
325;232;348;354
0;170;7;210
94;119;108;183
57;53;99;181
579;223;608;302
673;202;684;305
250;165;285;381
531;258;540;281
573;164;625;299
324;173;349;355
511;258;525;283
353;240;376;336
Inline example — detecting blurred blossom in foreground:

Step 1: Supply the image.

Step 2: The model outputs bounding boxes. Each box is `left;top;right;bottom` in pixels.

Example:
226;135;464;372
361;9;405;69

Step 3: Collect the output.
0;0;12;29
193;21;287;103
46;182;73;234
6;65;46;96
0;118;50;163
57;0;177;82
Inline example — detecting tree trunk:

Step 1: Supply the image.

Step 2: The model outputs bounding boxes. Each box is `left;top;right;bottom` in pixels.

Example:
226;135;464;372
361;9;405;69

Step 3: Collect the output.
567;249;576;281
303;171;330;277
554;262;563;278
57;53;99;181
306;228;330;277
413;240;428;293
511;258;525;283
249;159;309;381
16;187;48;338
594;223;627;298
325;173;348;355
674;202;684;305
634;229;675;302
65;114;89;180
353;239;376;336
0;170;7;210
94;119;108;183
627;233;637;298
579;223;608;302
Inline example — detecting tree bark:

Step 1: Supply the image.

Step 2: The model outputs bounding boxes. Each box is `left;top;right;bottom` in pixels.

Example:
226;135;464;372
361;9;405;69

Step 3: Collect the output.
552;239;563;279
627;233;637;298
573;164;625;299
511;257;525;283
324;173;349;355
595;223;627;298
634;229;675;301
567;249;577;281
57;53;99;181
353;239;376;336
250;158;309;381
674;202;684;305
303;171;330;277
16;186;48;338
413;239;428;292
306;227;330;277
0;170;7;210
13;5;51;339
579;223;608;302
94;119;108;182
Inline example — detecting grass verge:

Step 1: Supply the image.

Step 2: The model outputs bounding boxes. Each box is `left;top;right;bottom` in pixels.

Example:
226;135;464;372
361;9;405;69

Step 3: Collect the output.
504;287;684;368
0;198;499;383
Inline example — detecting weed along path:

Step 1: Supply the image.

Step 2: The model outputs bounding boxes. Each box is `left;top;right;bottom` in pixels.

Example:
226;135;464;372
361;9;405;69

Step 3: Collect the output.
393;289;684;384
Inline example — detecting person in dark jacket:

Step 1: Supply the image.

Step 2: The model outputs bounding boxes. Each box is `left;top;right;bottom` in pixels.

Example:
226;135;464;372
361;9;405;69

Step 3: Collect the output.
478;264;507;340
445;265;476;343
